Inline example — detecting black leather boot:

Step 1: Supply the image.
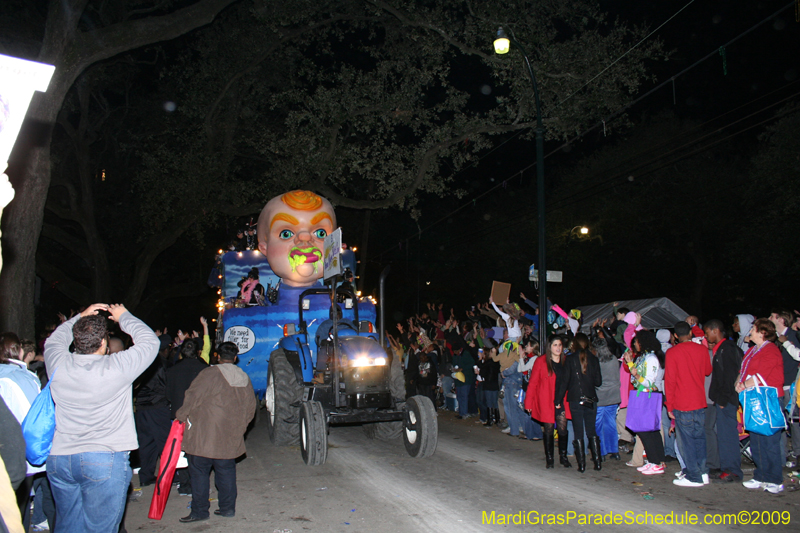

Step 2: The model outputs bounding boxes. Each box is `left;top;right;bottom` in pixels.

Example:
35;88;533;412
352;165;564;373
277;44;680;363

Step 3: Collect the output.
574;439;586;473
543;431;555;468
558;429;571;468
589;436;602;471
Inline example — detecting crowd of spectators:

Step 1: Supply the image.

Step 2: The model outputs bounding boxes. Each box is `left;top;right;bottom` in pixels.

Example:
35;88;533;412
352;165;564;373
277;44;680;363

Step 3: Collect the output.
0;308;254;531
2;295;799;531
388;298;800;493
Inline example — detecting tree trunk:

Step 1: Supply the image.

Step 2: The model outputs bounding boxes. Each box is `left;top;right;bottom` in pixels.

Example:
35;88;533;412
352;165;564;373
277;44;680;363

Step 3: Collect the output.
0;83;64;337
0;0;239;336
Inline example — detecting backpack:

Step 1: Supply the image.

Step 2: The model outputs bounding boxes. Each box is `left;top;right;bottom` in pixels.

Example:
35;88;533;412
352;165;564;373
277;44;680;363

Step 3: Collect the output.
21;371;56;466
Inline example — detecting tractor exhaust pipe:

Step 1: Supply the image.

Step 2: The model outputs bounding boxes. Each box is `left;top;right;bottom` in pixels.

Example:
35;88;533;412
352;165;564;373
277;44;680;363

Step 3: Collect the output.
379;265;391;347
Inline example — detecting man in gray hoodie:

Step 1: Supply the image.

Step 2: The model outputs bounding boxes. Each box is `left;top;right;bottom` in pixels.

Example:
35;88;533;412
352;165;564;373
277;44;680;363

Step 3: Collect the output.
44;303;159;533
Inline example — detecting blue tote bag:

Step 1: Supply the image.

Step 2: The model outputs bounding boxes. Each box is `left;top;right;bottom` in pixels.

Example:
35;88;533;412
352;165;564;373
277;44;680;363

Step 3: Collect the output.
739;373;786;436
21;372;56;466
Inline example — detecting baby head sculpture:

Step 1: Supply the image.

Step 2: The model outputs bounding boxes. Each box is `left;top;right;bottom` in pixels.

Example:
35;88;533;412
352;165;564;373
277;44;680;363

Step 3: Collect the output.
256;190;336;287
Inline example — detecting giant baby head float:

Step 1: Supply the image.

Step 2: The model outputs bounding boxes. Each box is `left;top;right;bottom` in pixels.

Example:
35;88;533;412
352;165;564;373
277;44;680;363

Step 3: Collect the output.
256;190;337;287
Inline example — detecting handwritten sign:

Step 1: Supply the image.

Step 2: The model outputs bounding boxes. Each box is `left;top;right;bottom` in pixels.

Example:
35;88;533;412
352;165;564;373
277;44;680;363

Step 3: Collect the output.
223;325;256;355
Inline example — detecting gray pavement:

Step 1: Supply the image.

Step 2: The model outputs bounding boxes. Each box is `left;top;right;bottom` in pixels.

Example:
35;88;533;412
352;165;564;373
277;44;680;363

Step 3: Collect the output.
124;409;799;532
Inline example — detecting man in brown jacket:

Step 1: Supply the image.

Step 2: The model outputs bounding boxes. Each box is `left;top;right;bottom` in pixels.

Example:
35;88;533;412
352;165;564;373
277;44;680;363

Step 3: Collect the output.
175;342;256;523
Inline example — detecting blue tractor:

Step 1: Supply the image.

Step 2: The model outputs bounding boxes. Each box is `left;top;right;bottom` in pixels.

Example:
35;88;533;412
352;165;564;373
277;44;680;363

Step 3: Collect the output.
212;250;437;465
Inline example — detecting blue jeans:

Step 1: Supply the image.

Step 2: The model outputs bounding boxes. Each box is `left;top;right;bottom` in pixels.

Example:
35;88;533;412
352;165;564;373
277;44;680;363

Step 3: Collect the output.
503;386;522;436
673;409;707;483
662;405;676;457
595;405;619;455
440;376;453;409
456;385;470;417
750;431;783;484
476;383;487;422
188;455;237;518
32;472;56;529
484;390;499;411
47;451;132;533
522;414;543;439
716;402;743;479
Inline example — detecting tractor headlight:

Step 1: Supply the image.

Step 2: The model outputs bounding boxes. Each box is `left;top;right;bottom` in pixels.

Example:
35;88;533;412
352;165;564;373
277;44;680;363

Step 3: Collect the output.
352;355;386;367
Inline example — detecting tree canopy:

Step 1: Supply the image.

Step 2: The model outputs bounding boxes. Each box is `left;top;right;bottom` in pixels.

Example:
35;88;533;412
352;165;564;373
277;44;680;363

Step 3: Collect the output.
2;0;669;331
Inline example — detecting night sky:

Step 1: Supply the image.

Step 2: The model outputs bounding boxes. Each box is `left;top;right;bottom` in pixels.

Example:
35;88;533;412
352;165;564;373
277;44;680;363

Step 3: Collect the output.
2;1;798;333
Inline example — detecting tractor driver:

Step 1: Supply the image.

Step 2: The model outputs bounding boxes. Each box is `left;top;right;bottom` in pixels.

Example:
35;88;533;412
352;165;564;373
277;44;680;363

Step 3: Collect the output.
314;304;357;373
256;190;337;287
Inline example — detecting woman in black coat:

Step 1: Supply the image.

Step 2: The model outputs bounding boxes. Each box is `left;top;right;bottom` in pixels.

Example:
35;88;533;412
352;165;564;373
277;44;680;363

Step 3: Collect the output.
565;333;602;473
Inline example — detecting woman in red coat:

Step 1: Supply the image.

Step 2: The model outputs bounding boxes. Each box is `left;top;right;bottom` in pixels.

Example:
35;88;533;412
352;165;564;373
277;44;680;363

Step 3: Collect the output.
525;336;570;469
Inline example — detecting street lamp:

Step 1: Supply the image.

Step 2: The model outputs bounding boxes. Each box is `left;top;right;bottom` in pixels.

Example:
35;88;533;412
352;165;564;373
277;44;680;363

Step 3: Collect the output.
494;26;548;343
570;225;589;237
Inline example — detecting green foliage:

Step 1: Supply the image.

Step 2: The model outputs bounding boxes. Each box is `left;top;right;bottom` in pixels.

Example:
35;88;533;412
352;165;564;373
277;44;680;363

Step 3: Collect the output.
138;0;667;214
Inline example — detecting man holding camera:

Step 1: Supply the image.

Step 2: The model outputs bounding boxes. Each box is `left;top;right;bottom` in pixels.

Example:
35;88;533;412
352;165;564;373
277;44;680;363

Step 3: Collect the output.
44;303;160;533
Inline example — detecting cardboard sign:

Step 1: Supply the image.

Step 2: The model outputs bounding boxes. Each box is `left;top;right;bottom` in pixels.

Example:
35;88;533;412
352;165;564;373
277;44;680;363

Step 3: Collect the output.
490;281;511;305
323;227;343;280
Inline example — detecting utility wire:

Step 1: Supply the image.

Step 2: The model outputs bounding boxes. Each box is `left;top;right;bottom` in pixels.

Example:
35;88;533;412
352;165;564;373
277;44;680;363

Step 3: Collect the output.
556;0;697;107
375;80;800;260
434;101;800;253
373;1;795;259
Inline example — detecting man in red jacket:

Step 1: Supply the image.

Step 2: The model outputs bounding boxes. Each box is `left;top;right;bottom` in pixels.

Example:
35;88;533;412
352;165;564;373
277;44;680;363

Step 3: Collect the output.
665;322;712;487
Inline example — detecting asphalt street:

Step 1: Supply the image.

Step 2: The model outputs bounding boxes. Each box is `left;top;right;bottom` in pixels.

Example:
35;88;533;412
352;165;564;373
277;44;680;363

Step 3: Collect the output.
124;408;799;532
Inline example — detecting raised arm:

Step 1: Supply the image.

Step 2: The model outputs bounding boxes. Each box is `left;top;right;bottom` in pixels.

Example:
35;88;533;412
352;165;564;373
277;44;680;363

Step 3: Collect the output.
200;316;211;364
44;303;108;367
490;300;510;321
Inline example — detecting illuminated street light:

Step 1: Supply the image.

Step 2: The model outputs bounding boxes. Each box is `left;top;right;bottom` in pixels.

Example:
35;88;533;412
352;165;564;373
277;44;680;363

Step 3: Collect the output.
493;26;547;343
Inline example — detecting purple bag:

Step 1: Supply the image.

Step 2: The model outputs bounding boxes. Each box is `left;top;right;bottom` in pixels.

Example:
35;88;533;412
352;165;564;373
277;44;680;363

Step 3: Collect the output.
625;390;662;433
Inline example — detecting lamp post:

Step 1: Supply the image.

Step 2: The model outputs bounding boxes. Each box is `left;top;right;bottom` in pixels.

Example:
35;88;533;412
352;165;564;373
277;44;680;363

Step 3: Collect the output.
570;226;590;238
494;27;548;344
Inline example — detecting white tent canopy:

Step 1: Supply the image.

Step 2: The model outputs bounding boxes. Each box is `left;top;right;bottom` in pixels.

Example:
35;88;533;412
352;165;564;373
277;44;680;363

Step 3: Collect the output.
578;297;689;334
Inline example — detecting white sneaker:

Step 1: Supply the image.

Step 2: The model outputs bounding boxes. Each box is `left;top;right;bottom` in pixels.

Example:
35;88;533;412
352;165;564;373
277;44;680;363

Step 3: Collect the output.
673;477;704;487
763;483;784;494
31;521;49;532
501;427;511;434
675;471;685;480
637;463;652;472
742;478;764;490
702;473;709;485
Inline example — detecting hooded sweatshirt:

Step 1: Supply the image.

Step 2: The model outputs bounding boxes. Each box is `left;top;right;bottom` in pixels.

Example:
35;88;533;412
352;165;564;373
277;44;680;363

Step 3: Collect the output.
656;329;672;354
176;363;256;459
736;314;755;352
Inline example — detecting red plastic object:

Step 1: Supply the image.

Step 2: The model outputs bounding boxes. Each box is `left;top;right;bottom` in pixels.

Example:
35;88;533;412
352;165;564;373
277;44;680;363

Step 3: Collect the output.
148;420;185;520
